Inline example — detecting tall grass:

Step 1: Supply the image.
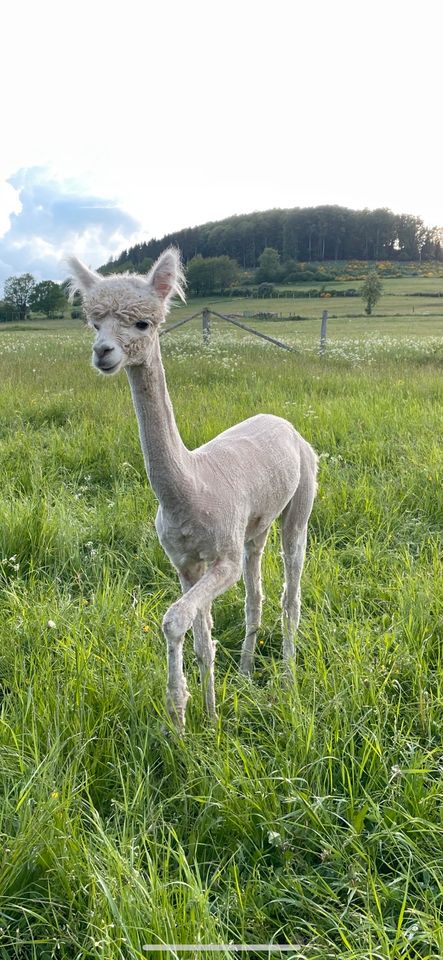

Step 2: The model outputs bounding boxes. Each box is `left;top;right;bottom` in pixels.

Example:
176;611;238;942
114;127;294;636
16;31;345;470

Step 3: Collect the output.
0;318;442;958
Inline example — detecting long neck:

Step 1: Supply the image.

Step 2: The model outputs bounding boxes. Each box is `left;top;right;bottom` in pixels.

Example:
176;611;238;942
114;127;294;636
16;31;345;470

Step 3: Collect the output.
126;335;193;504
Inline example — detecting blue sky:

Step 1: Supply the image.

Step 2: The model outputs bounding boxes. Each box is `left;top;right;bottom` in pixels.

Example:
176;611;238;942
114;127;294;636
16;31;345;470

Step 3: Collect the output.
0;168;140;281
1;0;442;285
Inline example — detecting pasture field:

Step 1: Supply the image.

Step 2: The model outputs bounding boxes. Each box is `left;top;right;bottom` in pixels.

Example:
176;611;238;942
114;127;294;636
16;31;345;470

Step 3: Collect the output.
0;298;442;958
165;276;443;329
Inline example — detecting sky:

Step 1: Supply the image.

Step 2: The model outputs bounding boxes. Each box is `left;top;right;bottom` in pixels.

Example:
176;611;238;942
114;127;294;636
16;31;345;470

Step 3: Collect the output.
1;0;442;283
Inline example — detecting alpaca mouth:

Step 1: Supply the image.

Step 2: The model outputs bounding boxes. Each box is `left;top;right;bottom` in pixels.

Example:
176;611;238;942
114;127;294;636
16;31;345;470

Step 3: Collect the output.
96;360;121;374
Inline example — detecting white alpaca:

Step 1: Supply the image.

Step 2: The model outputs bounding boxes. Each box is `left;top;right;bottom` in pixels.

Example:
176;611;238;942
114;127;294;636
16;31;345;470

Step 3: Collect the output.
68;250;317;730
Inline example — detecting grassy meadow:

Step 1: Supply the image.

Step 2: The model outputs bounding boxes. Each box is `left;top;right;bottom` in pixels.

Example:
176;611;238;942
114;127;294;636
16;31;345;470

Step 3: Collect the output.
0;279;443;958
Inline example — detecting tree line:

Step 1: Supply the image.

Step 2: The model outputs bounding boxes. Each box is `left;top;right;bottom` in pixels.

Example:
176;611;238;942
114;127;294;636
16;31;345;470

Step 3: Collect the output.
0;275;68;322
101;204;443;275
1;204;440;322
0;261;383;319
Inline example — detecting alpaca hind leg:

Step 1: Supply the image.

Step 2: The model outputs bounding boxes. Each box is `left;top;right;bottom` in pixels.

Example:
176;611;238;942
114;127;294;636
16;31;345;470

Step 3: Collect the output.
281;480;315;665
281;524;307;664
240;529;269;676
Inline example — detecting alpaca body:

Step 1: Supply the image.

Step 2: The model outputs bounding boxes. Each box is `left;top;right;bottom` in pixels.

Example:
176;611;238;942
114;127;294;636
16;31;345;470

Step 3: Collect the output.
68;249;317;730
156;413;313;568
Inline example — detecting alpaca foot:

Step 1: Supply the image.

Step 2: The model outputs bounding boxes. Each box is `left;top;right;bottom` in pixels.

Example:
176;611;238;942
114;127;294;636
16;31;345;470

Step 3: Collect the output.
282;655;296;685
239;656;254;678
166;684;189;733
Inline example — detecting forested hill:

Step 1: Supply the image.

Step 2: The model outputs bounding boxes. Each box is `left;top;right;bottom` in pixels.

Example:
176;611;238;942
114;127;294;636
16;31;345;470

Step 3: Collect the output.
100;205;442;275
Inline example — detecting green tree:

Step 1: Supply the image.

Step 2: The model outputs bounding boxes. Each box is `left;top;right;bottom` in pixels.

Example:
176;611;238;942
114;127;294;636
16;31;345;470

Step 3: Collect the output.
186;256;212;295
30;280;67;318
186;255;239;295
4;273;35;322
0;300;17;323
256;247;281;282
361;272;383;316
215;255;240;289
139;257;154;274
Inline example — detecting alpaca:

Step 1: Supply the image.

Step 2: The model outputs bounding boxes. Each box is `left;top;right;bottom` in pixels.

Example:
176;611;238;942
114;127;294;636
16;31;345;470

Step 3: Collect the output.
68;249;317;730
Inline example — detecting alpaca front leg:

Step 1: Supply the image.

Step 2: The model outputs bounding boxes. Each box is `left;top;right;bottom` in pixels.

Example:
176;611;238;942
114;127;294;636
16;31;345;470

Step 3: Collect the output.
179;568;217;722
163;614;189;731
192;606;217;720
163;556;242;727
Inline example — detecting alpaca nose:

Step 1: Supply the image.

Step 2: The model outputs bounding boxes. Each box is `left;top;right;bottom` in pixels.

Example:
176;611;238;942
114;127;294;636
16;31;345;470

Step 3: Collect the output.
93;342;114;360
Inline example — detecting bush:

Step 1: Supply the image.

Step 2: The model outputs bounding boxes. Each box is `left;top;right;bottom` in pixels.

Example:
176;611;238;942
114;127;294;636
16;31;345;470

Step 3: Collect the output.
258;283;275;298
0;300;17;322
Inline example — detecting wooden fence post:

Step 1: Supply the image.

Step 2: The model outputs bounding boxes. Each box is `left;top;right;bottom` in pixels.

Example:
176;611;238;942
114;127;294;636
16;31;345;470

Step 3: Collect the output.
320;309;328;355
202;308;211;343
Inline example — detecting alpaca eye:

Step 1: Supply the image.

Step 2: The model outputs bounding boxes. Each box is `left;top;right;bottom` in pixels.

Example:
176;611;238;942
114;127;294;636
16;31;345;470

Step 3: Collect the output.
135;321;149;331
93;323;99;331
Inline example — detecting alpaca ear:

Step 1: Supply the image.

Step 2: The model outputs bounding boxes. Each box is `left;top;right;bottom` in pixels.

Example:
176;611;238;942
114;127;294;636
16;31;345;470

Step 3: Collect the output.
147;248;186;305
66;256;102;299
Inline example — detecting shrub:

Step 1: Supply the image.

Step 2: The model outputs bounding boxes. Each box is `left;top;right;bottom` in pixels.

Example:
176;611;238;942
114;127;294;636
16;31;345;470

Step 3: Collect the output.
258;283;275;298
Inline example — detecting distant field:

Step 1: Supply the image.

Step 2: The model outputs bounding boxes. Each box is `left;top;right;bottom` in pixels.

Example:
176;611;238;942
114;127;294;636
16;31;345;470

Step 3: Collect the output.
274;261;443;289
8;273;443;335
0;290;442;956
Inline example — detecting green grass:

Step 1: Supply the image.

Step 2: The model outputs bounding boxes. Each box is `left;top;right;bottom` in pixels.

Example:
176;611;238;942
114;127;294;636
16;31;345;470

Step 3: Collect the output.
0;299;442;958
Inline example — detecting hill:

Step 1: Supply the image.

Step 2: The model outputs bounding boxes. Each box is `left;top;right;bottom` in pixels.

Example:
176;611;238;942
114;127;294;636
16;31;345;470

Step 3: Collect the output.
100;204;443;276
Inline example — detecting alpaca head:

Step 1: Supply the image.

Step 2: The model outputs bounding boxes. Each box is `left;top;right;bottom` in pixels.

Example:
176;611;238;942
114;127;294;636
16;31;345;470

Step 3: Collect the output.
67;248;185;375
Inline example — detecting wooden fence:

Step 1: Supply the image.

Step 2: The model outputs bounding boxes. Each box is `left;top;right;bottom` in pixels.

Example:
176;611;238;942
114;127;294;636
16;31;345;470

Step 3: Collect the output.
160;307;329;355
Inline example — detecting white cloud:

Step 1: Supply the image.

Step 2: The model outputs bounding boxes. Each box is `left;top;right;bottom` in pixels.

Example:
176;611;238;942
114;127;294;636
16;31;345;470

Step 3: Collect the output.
0;181;21;237
0;167;142;282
